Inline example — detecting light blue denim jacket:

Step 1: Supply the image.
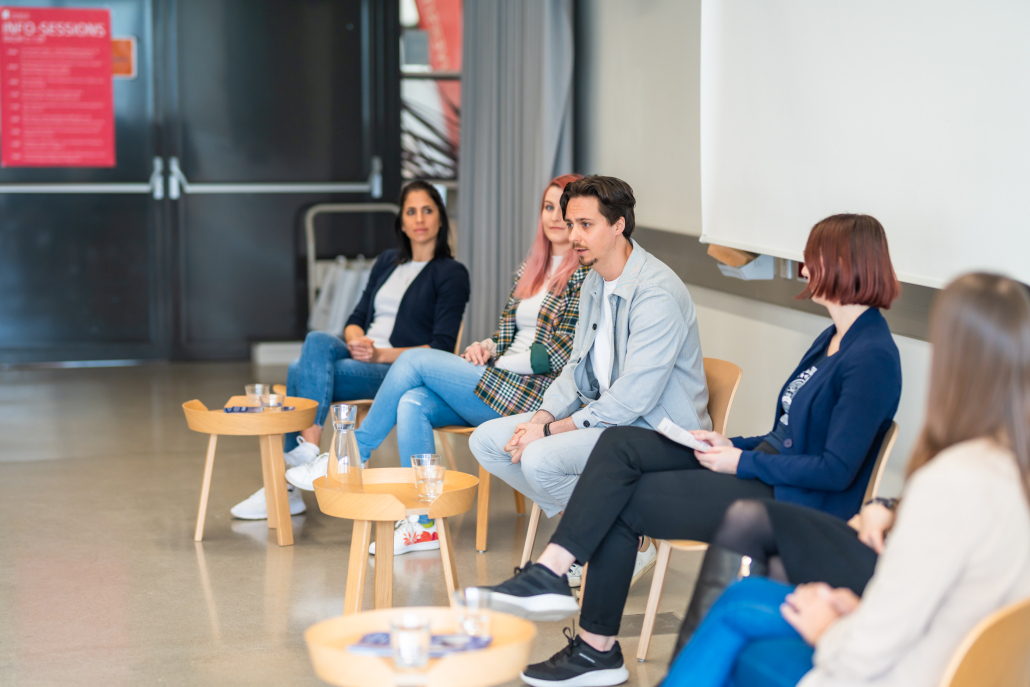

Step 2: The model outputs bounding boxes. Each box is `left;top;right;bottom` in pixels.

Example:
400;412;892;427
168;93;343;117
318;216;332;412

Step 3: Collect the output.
538;239;712;432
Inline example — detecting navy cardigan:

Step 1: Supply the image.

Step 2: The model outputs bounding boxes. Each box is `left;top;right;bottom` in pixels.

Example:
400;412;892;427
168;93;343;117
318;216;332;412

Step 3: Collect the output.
732;308;902;520
345;250;470;353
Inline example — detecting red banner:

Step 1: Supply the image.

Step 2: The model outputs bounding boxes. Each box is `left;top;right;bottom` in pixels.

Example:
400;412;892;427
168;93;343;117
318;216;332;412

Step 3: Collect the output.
0;6;115;167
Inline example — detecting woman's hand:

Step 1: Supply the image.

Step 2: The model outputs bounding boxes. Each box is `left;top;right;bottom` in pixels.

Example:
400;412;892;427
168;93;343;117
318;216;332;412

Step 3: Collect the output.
462;342;492;366
347;336;377;362
781;583;856;646
695;446;742;474
689;430;733;448
847;502;895;554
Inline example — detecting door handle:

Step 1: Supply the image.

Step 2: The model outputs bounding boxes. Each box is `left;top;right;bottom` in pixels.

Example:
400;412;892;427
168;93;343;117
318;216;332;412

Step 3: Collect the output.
0;157;165;199
167;156;382;200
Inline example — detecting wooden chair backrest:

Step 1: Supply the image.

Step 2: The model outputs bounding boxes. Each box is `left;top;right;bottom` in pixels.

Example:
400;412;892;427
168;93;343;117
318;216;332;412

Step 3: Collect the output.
703;358;743;435
863;421;899;502
938;595;1030;687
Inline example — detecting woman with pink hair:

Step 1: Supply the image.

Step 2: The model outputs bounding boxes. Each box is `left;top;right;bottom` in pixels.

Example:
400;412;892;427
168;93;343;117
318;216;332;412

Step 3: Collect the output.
286;175;590;555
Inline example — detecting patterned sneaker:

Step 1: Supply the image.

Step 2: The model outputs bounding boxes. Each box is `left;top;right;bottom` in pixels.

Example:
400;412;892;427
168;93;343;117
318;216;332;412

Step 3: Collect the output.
481;563;581;621
630;540;658;587
368;515;440;555
520;627;629;687
567;563;584;588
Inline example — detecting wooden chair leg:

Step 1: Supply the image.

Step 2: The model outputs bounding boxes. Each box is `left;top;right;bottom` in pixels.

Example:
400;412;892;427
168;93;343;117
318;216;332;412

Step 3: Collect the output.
520;503;542;567
374;520;394;610
344;520;372;615
476;465;491;552
437;430;458;471
194;434;219;542
513;489;526;515
438;517;460;598
578;563;588;607
264;435;294;546
637;540;673;662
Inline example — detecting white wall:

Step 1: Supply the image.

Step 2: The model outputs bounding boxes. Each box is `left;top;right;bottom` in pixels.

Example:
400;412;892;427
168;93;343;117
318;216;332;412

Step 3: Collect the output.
577;0;702;236
578;0;934;496
689;285;930;497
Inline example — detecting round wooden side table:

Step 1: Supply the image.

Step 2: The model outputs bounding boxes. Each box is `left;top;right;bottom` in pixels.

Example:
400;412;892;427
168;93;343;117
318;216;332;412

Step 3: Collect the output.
305;606;535;687
182;395;318;546
313;467;478;614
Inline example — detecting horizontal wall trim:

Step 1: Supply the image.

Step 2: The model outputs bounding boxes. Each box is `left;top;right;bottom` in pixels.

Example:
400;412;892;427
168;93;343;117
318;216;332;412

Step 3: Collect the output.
636;226;934;341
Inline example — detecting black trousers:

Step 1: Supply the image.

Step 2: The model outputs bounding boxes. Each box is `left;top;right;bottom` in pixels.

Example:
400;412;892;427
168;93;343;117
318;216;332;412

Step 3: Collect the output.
550;426;775;636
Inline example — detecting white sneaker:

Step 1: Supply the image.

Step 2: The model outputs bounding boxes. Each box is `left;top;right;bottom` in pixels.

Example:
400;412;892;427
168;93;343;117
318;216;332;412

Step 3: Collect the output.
230;485;306;520
283;436;320;467
630;540;658;587
567;563;584;588
368;515;440;555
285;452;330;491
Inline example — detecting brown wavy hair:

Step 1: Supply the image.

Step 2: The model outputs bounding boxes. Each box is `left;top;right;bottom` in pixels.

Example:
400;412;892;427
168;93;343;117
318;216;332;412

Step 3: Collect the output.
907;273;1030;504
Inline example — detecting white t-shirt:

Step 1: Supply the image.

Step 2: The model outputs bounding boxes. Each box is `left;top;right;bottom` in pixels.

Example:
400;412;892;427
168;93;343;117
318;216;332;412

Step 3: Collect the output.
365;260;429;348
591;276;620;393
495;255;564;375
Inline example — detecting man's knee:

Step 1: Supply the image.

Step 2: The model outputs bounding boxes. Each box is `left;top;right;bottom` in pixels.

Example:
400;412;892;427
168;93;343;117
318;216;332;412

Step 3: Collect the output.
470;419;510;464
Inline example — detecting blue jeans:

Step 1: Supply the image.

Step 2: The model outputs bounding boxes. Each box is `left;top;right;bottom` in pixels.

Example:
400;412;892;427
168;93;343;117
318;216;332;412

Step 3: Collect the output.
285;332;391;452
664;578;814;687
354;348;501;467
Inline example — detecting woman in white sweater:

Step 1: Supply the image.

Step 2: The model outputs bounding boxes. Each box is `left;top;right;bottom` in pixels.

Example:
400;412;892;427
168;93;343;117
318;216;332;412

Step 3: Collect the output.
663;272;1030;687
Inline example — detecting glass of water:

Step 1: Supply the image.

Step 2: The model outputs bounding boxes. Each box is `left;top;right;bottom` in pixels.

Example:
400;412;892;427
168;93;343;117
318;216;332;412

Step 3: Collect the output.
260;393;285;413
453;587;492;639
412;454;444;502
390;612;431;669
245;384;271;404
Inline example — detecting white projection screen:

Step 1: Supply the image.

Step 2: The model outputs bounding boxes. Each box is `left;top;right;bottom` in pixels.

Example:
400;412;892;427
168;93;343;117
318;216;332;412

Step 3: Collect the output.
700;1;1030;287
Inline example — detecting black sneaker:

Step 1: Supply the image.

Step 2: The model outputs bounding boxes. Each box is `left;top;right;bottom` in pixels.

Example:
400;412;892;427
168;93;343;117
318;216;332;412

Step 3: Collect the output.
521;628;630;687
482;563;581;621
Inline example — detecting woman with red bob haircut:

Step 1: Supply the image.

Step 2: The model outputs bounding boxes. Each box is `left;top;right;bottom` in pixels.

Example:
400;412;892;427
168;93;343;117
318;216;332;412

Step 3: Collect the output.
478;214;904;687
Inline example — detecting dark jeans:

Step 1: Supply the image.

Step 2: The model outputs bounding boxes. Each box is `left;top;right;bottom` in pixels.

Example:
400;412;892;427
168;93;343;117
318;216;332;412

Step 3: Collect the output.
550;427;775;636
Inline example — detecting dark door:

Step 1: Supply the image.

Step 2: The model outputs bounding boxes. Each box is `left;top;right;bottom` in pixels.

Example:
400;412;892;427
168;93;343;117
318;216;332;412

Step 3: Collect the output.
0;0;400;364
163;0;400;360
0;0;163;365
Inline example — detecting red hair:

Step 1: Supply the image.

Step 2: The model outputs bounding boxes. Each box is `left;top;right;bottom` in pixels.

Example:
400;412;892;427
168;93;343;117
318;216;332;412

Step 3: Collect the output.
513;174;583;299
798;214;901;309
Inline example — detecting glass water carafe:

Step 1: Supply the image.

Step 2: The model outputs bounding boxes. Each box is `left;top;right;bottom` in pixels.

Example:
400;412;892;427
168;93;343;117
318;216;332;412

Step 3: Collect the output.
328;404;363;488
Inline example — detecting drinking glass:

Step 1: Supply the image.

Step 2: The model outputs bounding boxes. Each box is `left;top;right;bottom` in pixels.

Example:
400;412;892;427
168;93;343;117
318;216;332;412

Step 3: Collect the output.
260;393;285;413
453;587;492;639
390;613;431;669
414;458;445;502
245;384;270;404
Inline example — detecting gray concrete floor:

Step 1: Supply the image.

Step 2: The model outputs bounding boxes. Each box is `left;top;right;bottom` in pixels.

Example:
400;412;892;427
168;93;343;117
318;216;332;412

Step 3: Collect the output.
0;362;702;686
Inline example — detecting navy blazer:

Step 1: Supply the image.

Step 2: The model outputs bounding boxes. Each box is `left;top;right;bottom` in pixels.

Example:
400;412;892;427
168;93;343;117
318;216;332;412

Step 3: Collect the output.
732;308;902;520
345;250;470;353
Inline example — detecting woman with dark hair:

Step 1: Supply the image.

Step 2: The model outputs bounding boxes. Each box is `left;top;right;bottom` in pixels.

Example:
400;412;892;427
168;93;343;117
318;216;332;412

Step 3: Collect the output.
664;273;1030;687
477;214;904;687
230;180;469;520
287;175;591;555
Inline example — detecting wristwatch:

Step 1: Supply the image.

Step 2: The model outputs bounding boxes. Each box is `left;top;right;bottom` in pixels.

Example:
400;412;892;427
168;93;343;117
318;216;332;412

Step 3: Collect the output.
543;422;552;437
863;496;899;511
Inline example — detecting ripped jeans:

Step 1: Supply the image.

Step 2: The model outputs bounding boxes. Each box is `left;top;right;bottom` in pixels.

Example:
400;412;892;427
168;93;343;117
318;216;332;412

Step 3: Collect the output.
354;348;501;467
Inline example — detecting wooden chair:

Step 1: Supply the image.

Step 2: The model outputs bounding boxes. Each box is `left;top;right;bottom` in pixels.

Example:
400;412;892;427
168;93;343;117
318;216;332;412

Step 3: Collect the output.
436;425;527;552
313;467;479;614
636;419;900;661
183;395;319;546
938;595;1030;687
518;358;744;572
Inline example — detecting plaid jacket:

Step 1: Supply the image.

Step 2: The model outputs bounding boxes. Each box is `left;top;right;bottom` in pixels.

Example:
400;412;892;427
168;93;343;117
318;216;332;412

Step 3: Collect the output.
473;263;589;416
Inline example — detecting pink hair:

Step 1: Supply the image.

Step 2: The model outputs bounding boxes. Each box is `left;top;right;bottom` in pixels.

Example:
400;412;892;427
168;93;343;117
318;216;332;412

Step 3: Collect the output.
513;173;584;299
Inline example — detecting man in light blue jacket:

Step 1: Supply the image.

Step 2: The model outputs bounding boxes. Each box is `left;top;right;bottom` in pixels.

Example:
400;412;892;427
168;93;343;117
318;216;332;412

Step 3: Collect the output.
471;175;711;524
